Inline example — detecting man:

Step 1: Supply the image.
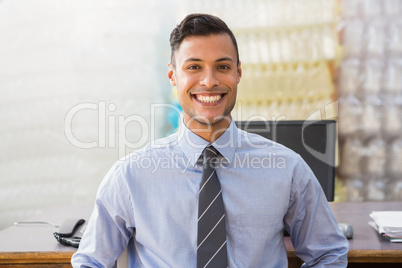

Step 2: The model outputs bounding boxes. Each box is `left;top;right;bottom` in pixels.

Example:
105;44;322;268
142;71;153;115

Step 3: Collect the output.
72;14;348;267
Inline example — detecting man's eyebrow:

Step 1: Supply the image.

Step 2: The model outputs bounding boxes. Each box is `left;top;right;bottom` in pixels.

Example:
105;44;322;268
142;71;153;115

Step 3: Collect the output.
184;58;202;62
216;57;235;63
183;57;235;63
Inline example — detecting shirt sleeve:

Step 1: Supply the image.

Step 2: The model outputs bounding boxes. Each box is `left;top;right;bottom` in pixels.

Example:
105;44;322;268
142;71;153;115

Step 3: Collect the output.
284;155;349;267
71;161;135;268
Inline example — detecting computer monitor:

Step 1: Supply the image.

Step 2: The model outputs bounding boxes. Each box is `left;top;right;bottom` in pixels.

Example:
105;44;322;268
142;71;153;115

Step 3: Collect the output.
235;120;336;202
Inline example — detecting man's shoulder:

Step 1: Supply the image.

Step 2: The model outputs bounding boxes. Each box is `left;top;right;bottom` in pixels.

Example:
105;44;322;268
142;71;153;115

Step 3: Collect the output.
111;132;181;171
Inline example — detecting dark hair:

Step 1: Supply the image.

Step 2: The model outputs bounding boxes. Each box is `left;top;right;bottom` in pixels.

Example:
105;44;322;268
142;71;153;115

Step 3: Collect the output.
169;13;239;66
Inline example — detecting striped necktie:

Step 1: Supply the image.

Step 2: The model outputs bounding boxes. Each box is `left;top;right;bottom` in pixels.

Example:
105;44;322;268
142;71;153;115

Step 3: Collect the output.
197;145;228;268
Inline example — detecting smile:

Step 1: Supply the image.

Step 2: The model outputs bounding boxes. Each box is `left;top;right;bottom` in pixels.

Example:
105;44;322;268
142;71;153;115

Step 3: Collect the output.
193;94;225;104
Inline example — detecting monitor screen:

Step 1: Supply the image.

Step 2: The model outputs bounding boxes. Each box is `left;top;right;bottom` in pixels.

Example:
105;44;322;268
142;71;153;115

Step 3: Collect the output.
235;120;336;201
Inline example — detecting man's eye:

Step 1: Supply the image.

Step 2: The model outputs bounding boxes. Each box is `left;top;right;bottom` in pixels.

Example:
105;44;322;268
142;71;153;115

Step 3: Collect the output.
188;65;201;70
219;65;230;70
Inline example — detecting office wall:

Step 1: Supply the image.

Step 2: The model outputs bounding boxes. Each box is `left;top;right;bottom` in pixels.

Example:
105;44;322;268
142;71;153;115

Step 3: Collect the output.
0;0;175;230
337;0;402;201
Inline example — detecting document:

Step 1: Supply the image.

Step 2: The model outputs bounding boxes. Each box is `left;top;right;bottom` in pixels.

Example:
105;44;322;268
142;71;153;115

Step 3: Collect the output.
369;211;402;242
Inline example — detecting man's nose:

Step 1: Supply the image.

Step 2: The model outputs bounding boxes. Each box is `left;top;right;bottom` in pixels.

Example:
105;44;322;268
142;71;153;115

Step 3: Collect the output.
199;69;220;89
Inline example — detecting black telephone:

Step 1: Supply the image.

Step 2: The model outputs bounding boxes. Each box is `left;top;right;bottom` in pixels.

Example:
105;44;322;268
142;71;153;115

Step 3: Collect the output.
53;218;85;248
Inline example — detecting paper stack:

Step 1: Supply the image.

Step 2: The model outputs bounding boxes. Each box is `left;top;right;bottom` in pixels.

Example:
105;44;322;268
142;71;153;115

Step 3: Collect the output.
369;211;402;242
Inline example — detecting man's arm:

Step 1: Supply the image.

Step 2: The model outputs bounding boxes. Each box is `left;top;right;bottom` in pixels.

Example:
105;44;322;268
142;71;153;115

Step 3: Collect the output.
71;162;135;267
284;156;349;267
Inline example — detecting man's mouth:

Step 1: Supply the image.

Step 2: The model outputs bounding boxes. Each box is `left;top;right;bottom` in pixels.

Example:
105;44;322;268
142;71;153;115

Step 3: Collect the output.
193;94;224;104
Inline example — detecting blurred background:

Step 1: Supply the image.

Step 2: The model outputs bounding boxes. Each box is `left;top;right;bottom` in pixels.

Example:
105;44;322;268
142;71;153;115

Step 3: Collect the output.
1;0;402;230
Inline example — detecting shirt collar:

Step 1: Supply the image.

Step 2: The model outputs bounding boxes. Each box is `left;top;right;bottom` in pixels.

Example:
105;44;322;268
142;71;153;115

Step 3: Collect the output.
178;118;238;167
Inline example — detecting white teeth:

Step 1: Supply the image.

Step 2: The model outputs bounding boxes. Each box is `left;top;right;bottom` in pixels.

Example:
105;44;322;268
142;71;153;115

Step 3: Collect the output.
196;95;222;103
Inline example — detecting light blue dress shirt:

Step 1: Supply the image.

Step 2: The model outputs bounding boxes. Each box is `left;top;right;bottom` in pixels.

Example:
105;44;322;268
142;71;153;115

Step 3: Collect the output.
72;120;348;267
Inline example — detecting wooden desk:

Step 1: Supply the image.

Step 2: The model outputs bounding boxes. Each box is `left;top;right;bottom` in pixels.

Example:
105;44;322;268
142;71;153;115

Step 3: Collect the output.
0;207;91;267
0;203;401;267
287;202;402;268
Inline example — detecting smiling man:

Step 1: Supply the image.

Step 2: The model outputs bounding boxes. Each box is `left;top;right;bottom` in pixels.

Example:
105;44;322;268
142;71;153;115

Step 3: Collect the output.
168;32;241;142
72;14;348;268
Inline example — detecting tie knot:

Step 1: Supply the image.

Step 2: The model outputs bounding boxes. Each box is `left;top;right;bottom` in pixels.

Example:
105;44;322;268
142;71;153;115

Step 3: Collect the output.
203;145;219;166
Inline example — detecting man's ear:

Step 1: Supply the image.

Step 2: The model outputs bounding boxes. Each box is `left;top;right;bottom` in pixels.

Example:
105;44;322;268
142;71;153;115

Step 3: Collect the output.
237;61;242;84
168;63;176;86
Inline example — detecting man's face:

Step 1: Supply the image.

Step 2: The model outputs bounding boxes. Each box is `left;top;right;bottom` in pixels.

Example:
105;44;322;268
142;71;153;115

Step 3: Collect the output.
168;33;242;129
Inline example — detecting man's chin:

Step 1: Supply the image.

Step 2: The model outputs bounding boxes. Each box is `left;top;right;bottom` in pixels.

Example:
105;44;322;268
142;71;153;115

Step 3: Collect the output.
191;115;232;127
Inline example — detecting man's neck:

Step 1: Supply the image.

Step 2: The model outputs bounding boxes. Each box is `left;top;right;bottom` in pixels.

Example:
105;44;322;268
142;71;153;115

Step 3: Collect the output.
184;115;232;143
